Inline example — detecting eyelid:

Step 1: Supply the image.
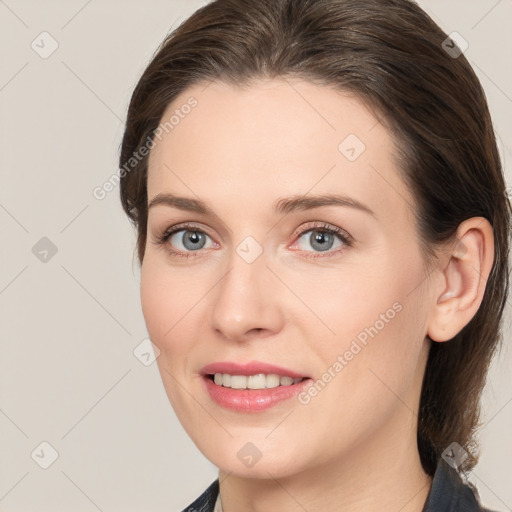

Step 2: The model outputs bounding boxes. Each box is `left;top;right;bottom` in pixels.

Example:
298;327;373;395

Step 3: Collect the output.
159;221;215;242
290;221;353;244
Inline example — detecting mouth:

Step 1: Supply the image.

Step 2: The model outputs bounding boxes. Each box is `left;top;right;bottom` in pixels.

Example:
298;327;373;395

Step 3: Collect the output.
200;362;313;412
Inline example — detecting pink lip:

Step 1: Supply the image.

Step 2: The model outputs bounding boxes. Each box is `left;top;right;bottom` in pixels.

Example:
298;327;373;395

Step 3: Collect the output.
200;361;312;412
203;376;312;412
200;361;309;379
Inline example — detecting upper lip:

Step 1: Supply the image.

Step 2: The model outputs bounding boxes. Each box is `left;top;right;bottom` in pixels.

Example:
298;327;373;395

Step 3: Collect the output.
200;361;310;379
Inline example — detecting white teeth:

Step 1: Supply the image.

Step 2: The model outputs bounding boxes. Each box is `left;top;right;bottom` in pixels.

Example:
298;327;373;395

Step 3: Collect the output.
230;375;247;389
211;373;304;389
266;374;280;388
248;374;266;389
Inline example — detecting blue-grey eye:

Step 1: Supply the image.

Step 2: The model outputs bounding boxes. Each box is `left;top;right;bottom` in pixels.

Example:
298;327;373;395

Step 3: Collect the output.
296;230;343;252
169;230;211;251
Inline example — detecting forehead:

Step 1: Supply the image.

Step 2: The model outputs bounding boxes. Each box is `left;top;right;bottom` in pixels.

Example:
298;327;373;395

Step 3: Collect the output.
146;77;414;225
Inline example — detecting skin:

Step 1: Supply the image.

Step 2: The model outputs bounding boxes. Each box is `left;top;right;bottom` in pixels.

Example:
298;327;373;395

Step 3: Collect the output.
141;77;494;512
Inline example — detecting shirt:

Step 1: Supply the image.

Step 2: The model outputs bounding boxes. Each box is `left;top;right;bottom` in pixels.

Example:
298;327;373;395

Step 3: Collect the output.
181;458;498;512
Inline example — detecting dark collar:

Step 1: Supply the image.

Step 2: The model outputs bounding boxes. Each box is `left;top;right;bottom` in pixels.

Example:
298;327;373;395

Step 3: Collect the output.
182;479;219;512
422;459;495;511
182;459;495;512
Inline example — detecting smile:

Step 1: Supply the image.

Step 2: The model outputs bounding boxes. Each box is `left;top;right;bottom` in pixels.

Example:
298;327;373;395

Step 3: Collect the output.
211;373;305;389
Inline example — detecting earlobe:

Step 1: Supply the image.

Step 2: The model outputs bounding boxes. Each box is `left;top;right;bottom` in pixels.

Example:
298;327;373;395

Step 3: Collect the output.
427;217;494;343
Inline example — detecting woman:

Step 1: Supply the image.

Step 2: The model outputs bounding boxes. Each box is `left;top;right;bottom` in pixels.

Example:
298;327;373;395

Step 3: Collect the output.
119;0;510;510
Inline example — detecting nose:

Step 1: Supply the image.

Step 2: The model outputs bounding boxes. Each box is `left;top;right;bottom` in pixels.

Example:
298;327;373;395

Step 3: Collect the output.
210;249;285;342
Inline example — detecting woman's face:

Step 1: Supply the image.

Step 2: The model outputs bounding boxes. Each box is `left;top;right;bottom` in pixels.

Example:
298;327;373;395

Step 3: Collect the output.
141;78;434;478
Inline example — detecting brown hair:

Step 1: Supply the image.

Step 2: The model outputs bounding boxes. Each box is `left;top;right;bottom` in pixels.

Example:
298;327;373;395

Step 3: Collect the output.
119;0;511;475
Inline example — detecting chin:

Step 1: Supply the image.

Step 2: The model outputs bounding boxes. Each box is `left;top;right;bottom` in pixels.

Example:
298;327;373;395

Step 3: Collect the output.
194;434;311;480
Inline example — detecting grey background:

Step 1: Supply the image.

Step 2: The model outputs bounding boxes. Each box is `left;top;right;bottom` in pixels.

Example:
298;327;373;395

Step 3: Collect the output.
0;0;511;510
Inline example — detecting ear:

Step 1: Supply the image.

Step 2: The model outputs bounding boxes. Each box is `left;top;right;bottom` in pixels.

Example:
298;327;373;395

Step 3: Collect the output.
427;217;495;342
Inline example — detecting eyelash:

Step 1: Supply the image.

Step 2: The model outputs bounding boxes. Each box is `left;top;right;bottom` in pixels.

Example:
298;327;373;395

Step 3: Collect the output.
154;221;353;260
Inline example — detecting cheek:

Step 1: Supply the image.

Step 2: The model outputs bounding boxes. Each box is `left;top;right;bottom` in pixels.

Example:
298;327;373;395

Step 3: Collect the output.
299;251;428;387
140;256;203;345
287;258;406;343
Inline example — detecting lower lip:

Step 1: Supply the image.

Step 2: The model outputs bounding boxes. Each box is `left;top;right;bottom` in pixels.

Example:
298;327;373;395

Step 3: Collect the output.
203;375;312;412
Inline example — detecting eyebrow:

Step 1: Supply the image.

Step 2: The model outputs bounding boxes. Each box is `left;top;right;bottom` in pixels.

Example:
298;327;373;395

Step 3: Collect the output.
147;192;376;217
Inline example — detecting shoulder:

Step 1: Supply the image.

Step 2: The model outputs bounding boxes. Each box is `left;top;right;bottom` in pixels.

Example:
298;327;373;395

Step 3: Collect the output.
423;459;500;512
180;479;219;512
